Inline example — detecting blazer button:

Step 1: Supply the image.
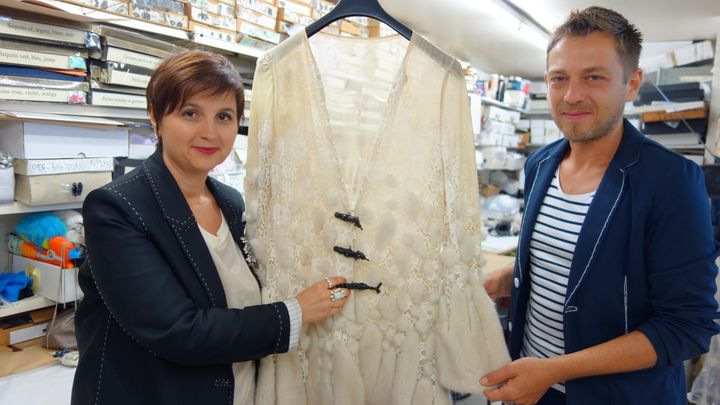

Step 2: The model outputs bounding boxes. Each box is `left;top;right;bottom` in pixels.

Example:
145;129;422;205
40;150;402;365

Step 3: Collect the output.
513;277;519;288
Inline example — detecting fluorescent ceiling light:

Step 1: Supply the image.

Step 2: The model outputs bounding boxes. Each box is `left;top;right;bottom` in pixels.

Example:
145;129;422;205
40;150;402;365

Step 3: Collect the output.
485;0;549;49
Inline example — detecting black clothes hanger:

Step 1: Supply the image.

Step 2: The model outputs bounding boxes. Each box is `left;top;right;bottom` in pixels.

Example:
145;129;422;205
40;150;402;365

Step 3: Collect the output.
305;0;412;40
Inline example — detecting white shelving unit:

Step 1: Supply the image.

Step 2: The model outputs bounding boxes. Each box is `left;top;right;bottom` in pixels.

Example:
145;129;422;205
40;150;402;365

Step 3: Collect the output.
0;101;149;120
480;96;528;114
0;202;83;216
0;295;55;319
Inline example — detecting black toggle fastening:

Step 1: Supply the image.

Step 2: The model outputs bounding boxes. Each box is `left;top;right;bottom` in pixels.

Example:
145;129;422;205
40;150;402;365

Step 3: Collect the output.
333;246;370;261
335;282;382;294
334;212;363;229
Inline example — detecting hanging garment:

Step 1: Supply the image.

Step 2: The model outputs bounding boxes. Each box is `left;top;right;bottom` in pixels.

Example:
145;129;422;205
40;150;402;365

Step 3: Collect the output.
245;31;510;405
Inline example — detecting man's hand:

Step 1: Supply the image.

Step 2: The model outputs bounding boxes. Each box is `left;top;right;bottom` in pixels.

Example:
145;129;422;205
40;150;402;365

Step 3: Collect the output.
480;357;561;405
483;264;514;300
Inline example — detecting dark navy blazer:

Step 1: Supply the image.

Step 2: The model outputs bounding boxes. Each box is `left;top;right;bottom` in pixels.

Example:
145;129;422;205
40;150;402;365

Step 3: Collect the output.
510;120;720;404
72;151;290;405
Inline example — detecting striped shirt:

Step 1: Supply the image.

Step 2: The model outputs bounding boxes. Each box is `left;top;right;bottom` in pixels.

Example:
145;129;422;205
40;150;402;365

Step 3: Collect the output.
521;170;595;393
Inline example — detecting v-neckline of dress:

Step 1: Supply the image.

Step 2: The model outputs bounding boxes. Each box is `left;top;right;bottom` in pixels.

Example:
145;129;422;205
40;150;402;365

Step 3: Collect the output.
300;30;416;214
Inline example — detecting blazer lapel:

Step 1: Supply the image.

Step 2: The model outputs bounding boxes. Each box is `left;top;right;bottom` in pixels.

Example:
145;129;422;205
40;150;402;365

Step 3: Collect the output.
142;151;228;308
516;145;564;284
564;120;643;312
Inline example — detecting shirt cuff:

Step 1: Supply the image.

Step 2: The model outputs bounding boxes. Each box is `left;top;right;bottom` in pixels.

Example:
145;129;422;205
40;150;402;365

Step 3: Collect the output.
283;298;302;351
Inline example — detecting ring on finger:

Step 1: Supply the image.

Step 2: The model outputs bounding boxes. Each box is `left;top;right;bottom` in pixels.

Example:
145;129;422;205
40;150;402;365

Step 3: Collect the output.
330;288;347;302
324;277;334;289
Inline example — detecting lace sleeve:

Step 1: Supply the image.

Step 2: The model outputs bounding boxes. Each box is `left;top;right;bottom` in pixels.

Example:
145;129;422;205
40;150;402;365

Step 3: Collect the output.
434;63;511;392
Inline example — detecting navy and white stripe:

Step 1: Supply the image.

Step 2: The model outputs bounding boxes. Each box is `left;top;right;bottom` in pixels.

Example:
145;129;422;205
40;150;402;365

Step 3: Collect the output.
284;298;302;351
521;170;594;393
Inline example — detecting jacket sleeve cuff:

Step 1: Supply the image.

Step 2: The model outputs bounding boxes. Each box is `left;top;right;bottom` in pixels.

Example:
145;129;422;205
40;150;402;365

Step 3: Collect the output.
635;323;668;366
282;298;302;352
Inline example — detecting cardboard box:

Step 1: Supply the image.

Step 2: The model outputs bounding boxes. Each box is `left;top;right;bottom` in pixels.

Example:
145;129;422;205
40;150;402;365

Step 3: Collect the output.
15;171;111;206
189;5;236;30
236;0;277;18
14;157;114;176
190;21;236;44
275;0;310;16
10;255;82;304
0;167;13;203
129;3;189;29
63;0;129;14
187;0;235;17
0;119;129;159
237;20;282;43
238;8;277;30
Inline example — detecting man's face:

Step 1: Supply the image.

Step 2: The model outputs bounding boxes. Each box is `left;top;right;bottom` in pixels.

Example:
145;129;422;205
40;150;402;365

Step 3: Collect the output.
546;32;642;143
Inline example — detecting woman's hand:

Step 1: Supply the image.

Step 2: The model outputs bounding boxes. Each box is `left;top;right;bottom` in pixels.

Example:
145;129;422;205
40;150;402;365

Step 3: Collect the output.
296;276;350;324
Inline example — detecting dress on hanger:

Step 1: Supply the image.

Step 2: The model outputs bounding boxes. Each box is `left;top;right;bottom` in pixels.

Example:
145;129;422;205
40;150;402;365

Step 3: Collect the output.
245;30;510;405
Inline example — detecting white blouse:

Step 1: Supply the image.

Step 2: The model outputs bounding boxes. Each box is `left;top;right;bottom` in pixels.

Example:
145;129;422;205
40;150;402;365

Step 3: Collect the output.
199;215;261;405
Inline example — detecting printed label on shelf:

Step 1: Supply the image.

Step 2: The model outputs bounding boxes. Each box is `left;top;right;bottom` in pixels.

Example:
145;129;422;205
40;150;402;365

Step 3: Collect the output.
90;91;147;109
0;86;80;103
0;48;83;70
15;157;115;176
0;18;86;45
107;69;151;88
105;47;161;70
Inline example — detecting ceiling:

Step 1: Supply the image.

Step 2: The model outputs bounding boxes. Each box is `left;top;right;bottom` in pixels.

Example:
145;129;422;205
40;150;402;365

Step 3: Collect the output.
379;0;720;79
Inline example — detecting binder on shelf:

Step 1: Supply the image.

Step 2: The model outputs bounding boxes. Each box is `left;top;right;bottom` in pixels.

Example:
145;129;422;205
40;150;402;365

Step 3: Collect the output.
0;75;88;92
644;133;702;146
90;62;151;89
0;16;93;48
0;39;87;71
0;85;86;104
0;65;86;82
91;25;181;60
642;118;707;135
89;89;147;109
97;46;161;70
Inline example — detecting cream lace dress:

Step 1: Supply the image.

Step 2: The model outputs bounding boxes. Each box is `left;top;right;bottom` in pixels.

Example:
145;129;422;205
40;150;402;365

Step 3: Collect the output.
245;30;510;405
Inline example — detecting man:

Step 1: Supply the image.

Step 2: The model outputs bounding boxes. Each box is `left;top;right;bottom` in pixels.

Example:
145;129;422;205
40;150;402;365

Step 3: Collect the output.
481;6;719;405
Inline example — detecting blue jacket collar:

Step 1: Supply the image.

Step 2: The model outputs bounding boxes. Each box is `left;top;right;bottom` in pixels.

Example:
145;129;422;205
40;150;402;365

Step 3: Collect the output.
540;119;643;170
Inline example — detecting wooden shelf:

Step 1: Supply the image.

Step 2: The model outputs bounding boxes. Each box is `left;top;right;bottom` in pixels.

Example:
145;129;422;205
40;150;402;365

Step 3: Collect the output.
0;201;82;216
0;295;55;319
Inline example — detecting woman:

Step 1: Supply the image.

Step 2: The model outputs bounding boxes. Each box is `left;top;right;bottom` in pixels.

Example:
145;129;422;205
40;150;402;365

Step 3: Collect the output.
71;50;350;405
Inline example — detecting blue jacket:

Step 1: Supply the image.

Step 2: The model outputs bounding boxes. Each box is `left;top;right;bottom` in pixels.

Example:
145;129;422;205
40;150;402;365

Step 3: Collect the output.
509;120;720;404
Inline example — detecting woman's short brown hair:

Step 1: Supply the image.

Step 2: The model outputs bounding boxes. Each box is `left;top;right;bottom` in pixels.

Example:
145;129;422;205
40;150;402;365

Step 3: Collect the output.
146;50;245;148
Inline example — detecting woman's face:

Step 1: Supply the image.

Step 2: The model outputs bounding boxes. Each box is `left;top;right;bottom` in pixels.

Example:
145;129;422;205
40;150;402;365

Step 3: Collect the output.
155;91;238;177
